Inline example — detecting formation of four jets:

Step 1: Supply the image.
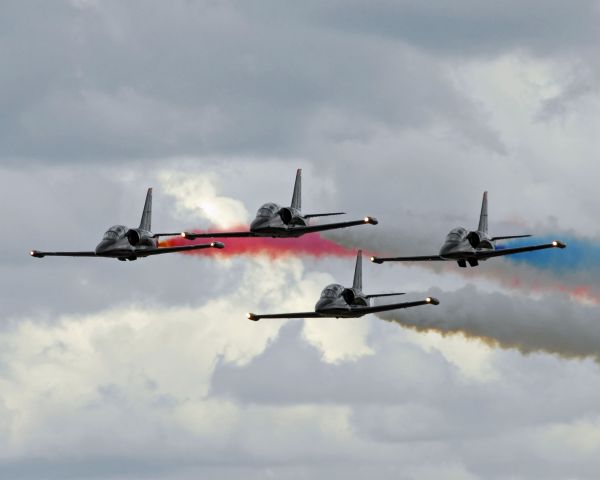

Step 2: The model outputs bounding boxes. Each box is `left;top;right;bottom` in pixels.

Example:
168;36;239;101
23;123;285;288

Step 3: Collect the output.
30;169;566;321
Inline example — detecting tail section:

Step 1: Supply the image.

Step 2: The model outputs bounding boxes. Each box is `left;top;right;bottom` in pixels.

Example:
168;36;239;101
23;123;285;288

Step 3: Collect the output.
353;250;363;292
477;191;488;233
140;188;152;231
291;169;302;211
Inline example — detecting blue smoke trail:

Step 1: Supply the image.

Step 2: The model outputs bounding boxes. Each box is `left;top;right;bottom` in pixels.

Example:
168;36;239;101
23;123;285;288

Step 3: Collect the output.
499;235;600;274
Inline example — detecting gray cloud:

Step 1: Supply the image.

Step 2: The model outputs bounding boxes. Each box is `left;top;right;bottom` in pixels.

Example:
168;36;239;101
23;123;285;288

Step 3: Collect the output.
314;0;600;57
2;1;600;479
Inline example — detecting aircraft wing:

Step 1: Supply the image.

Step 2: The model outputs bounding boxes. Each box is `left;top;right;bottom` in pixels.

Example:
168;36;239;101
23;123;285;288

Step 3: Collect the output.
138;242;225;256
247;311;323;321
304;212;345;218
356;297;440;315
181;231;258;239
152;232;185;238
475;240;566;259
370;254;445;264
30;250;97;258
295;216;378;235
490;234;531;241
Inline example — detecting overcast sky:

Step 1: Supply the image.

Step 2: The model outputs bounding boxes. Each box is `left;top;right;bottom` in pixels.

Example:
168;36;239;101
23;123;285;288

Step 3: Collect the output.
2;1;600;479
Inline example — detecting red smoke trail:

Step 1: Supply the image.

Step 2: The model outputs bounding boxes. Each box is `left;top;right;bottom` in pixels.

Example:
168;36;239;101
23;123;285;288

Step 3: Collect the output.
161;226;361;259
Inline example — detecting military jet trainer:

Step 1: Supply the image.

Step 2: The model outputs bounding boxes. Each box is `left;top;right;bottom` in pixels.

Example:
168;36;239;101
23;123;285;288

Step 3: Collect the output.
247;250;439;321
181;169;378;240
30;188;224;261
371;191;566;268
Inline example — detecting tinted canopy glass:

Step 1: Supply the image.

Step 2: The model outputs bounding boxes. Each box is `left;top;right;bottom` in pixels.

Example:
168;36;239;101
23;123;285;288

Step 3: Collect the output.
447;227;467;241
320;284;343;299
103;225;126;240
257;203;279;217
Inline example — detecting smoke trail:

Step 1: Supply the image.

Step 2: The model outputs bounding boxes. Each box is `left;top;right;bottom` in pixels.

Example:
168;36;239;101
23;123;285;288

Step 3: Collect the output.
501;234;600;274
326;222;600;304
377;285;600;362
161;227;360;259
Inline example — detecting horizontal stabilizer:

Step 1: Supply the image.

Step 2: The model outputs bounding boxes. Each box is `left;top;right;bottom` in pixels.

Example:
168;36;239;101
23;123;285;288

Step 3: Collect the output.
304;212;345;218
491;234;532;241
366;292;405;298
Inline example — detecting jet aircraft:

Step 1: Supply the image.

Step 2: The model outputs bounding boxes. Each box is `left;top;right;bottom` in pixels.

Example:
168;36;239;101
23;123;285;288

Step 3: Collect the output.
181;169;378;240
30;188;224;261
247;250;439;321
370;191;566;268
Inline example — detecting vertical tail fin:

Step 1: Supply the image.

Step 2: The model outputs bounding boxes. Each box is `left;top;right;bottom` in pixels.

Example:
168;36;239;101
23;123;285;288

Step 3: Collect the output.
139;187;152;231
478;191;488;233
290;168;301;210
353;250;363;291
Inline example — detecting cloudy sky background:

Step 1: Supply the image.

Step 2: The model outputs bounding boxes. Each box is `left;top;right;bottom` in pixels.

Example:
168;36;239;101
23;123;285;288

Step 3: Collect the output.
2;1;600;478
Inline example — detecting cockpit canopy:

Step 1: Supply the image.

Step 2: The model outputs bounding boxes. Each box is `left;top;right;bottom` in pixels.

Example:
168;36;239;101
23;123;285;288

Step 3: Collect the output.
320;284;344;299
446;227;467;241
103;225;127;240
256;203;280;218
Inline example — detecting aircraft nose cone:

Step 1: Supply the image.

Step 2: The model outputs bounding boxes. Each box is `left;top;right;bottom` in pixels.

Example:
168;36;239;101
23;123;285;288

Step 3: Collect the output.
315;298;333;312
95;240;112;255
250;217;269;231
440;241;462;256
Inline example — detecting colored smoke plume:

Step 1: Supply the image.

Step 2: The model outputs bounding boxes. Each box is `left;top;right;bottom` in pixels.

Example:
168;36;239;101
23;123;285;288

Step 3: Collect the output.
338;225;600;304
378;285;600;363
161;226;360;259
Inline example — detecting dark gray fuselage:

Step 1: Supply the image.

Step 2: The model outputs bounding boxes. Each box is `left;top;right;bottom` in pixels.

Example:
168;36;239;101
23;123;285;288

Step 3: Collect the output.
439;227;495;260
313;284;370;318
249;203;308;237
95;225;157;260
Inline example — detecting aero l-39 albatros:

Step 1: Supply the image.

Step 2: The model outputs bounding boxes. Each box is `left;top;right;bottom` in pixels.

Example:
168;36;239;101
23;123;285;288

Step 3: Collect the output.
247;250;439;321
371;191;566;268
30;188;224;261
181;169;378;240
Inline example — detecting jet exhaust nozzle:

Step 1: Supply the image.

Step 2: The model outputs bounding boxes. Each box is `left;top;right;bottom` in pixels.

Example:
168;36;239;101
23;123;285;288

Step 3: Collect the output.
279;207;294;225
127;229;141;246
466;231;481;248
342;288;356;304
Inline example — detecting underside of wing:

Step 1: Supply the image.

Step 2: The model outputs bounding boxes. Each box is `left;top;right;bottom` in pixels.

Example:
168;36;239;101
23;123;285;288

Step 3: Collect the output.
356;297;440;315
247;311;323;321
181;231;257;239
30;250;97;258
370;254;445;264
297;216;378;235
475;240;566;259
139;242;225;256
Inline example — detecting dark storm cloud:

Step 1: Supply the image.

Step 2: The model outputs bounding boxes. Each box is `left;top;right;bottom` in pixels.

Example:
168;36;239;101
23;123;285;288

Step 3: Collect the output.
313;0;600;57
0;0;507;163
